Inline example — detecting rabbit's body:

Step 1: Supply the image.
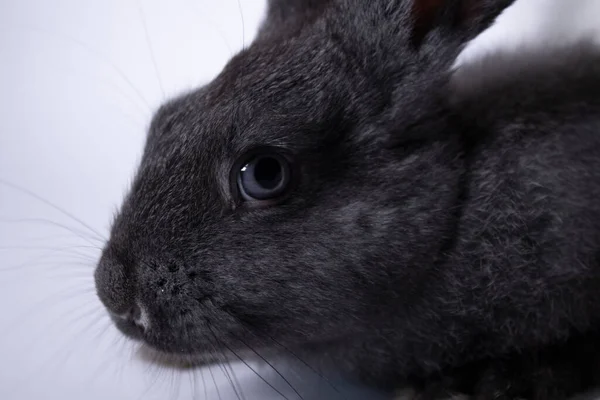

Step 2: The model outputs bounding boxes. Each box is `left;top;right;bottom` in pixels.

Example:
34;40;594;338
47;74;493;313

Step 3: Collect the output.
94;0;600;398
402;44;600;397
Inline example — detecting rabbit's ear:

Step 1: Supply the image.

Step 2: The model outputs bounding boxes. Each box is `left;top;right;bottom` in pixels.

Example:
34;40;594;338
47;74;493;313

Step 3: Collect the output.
410;0;515;48
256;0;331;41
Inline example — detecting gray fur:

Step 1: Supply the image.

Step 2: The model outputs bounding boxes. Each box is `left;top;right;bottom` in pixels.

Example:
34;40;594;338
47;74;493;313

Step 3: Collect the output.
95;0;600;398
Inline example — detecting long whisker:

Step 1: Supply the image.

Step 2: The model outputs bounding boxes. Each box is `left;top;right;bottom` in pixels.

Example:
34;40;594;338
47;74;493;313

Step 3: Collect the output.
233;332;304;400
137;350;167;400
168;367;182;400
0;217;105;245
201;326;242;399
0;179;106;240
137;0;166;99
118;337;132;380
0;263;94;288
47;311;111;373
0;250;97;276
199;364;208;400
0;244;101;253
6;306;106;397
188;368;196;400
219;354;247;400
180;317;233;400
0;24;154;111
0;286;97;339
207;325;291;400
39;263;97;280
91;333;130;387
4;57;150;124
184;0;234;56
236;0;246;49
207;363;223;400
222;309;345;396
24;298;101;345
209;346;243;400
91;314;117;344
252;332;344;396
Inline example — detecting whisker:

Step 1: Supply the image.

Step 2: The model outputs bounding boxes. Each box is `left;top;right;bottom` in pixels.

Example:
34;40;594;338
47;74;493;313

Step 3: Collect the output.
0;286;97;339
207;325;291;400
210;349;243;400
85;318;119;377
0;217;105;245
236;0;246;49
200;364;208;400
3;56;150;124
137;0;166;99
115;336;132;384
203;326;246;400
1;24;154;111
0;256;95;277
2;233;97;245
90;333;129;388
0;179;106;240
42;264;96;280
256;336;343;397
91;314;117;344
138;349;172;400
46;311;111;373
71;71;151;122
188;368;196;400
0;264;93;285
167;367;181;400
202;329;239;399
184;0;234;56
0;245;99;266
2;264;94;291
142;346;161;375
233;332;304;400
182;316;230;399
207;363;223;400
0;252;96;273
0;244;101;255
223;309;345;397
219;354;247;400
27;299;101;344
5;306;106;398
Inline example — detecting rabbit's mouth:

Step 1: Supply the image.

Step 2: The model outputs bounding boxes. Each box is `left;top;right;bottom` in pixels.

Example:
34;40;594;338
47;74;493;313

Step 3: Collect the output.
110;308;275;369
134;343;238;369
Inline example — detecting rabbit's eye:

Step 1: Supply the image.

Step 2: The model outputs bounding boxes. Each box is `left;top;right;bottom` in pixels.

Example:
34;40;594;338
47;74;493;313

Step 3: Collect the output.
237;152;292;201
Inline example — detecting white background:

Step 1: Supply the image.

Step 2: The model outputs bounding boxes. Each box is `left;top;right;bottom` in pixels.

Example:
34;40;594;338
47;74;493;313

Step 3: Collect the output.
1;0;599;399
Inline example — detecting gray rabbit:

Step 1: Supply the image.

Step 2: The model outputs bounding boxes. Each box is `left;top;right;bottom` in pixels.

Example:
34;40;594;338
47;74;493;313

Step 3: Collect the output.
95;0;600;398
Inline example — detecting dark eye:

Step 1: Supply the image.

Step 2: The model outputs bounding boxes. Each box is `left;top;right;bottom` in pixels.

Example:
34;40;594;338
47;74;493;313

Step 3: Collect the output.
237;152;292;201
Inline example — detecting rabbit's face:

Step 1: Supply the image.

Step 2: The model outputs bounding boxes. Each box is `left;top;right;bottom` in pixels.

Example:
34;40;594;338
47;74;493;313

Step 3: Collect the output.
93;0;498;366
94;29;463;361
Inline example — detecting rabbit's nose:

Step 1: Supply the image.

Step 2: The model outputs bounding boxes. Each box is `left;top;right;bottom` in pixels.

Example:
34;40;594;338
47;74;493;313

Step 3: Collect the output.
108;302;148;340
94;251;136;316
94;249;153;339
113;303;149;331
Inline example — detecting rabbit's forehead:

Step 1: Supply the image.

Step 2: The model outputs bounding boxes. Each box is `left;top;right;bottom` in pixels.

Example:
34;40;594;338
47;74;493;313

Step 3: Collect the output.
128;33;357;217
142;27;359;157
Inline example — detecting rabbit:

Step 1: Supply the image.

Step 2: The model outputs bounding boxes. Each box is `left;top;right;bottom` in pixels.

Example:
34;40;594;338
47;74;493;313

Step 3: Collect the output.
399;41;600;399
94;0;600;398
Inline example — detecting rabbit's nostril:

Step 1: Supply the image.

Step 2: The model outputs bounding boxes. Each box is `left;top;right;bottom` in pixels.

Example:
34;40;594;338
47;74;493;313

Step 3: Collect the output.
112;303;149;331
131;303;149;330
130;303;142;322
